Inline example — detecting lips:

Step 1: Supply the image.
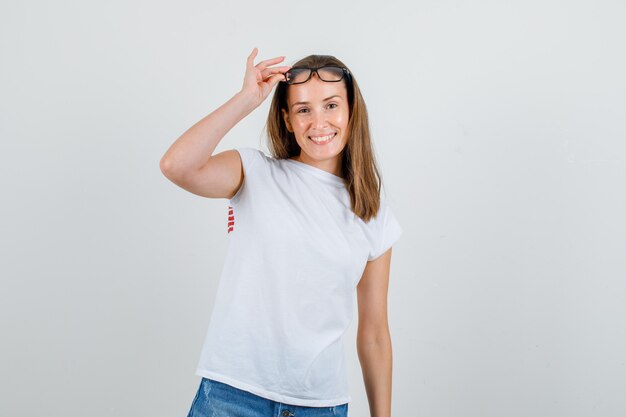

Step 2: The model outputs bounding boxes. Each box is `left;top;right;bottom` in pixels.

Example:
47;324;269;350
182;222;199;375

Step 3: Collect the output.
308;132;336;144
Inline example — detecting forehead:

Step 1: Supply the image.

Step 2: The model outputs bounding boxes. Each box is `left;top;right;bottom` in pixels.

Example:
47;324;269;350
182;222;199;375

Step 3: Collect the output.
286;77;348;105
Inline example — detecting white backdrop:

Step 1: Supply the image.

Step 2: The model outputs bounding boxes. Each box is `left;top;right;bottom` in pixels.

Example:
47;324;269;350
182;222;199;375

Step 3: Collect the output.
1;1;625;416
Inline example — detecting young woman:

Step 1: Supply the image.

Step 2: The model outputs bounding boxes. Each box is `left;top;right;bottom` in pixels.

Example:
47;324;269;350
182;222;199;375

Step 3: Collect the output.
160;47;403;417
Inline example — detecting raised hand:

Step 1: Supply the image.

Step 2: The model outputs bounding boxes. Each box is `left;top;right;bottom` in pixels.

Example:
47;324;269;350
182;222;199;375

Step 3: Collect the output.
239;47;291;108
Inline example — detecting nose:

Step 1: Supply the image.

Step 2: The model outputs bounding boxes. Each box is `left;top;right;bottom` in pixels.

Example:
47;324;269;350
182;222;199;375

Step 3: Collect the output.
311;108;329;129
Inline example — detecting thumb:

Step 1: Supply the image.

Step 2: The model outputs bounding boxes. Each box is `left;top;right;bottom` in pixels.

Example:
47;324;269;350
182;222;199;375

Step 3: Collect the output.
268;72;285;88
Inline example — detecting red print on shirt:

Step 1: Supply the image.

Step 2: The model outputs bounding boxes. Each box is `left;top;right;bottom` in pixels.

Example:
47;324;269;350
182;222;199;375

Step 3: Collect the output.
227;206;235;233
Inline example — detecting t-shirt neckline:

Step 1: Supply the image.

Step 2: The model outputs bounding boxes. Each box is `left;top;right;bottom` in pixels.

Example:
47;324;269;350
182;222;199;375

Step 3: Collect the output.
284;158;345;186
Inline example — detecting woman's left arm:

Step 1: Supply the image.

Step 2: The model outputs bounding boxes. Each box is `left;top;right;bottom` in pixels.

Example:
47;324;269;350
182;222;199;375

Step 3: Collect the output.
356;247;394;417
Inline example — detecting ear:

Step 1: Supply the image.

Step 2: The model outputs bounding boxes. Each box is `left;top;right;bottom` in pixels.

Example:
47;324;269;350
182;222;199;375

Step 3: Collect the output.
281;108;293;132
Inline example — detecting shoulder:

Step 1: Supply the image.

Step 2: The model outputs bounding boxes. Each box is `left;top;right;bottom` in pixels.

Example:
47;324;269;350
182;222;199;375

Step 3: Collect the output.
366;198;404;261
234;147;276;172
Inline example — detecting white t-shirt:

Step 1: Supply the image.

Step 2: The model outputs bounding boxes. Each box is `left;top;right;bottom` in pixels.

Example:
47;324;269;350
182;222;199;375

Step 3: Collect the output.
195;147;403;407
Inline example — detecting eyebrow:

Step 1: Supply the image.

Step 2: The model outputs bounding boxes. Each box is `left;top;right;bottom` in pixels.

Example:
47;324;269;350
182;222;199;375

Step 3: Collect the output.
291;95;342;109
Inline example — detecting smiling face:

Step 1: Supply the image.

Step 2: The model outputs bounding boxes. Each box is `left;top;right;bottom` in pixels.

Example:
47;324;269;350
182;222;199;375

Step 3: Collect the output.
281;73;350;177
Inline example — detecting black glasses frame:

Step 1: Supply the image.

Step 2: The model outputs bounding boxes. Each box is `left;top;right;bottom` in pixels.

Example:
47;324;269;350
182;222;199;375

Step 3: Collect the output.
284;65;352;85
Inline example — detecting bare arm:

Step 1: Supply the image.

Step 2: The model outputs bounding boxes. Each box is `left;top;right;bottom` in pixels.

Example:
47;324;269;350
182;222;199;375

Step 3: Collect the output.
159;48;291;198
357;247;394;417
159;91;257;178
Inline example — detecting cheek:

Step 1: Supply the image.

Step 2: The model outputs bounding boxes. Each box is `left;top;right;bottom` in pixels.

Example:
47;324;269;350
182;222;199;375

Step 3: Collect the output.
293;121;306;133
336;111;349;128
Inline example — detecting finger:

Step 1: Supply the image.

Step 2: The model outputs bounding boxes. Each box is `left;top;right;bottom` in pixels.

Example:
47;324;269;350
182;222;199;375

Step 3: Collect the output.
268;72;285;88
261;70;281;81
260;65;292;79
270;65;292;72
255;56;286;71
246;47;258;68
260;70;280;81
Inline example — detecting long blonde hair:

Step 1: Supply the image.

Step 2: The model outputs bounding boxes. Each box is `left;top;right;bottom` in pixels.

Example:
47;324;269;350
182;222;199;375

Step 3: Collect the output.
265;54;385;223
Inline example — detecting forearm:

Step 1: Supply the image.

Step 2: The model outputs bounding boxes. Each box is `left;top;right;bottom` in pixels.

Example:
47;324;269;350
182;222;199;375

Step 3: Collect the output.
357;332;393;417
160;91;257;176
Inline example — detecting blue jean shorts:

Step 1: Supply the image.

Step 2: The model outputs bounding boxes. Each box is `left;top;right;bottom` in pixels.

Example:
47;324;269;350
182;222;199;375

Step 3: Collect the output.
186;377;349;417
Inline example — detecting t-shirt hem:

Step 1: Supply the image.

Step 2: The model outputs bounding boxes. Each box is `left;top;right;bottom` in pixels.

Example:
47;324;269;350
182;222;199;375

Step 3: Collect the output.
195;368;352;407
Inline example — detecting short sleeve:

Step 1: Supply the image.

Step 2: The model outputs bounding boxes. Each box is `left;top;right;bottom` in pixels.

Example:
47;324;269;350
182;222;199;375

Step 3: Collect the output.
229;147;262;206
367;201;404;261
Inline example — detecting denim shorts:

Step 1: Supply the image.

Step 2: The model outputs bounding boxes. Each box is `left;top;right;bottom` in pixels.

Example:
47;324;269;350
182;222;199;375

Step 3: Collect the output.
186;377;349;417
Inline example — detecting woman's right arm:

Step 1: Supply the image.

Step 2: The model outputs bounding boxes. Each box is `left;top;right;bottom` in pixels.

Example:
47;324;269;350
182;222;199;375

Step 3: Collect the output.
159;48;290;199
159;91;257;199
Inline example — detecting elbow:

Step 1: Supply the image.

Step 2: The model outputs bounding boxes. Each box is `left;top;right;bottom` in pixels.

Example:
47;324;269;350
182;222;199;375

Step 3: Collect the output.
357;323;391;347
159;156;173;177
160;156;184;180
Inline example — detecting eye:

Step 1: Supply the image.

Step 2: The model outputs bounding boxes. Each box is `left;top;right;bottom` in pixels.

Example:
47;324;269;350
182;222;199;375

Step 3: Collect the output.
328;103;338;109
297;108;309;113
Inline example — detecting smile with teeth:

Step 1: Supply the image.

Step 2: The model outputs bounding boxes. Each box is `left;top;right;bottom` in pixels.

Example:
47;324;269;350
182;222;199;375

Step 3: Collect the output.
308;132;336;144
